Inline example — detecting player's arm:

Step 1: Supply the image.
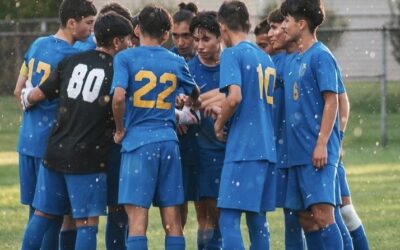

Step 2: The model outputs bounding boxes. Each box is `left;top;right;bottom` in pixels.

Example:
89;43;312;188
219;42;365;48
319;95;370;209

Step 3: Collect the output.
112;87;126;144
14;63;29;111
214;85;242;141
200;88;225;109
313;91;338;168
338;92;350;134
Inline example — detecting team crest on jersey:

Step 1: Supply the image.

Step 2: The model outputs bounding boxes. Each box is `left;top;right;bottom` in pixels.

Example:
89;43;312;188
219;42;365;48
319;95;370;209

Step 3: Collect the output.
293;81;299;101
299;63;307;77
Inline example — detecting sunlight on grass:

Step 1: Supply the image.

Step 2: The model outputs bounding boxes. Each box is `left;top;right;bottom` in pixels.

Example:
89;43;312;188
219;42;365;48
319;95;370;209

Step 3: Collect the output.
0;151;18;166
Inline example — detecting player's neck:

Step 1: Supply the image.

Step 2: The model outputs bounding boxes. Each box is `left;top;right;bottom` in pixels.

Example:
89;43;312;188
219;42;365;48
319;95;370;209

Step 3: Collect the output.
230;32;248;47
140;36;162;47
198;47;221;67
297;32;317;54
54;28;75;45
286;42;298;54
96;47;115;56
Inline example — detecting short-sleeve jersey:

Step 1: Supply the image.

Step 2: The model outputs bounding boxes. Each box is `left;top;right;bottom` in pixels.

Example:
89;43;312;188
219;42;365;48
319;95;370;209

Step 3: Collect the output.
219;41;276;163
40;50;115;174
283;41;340;167
73;34;96;51
188;55;225;151
111;46;197;152
17;36;81;157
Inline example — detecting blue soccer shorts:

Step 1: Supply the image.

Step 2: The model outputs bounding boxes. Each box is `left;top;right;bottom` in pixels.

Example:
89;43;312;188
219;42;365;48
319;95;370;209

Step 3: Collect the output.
197;148;224;199
217;160;277;213
337;162;351;197
33;164;107;218
19;154;41;205
107;144;122;206
118;141;184;208
282;164;338;211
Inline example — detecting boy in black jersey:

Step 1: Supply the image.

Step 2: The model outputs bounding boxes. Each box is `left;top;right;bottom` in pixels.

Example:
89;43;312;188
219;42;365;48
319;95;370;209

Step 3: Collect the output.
20;12;133;250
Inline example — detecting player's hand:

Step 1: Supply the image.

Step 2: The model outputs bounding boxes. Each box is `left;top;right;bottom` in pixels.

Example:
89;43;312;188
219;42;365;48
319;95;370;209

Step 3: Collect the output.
175;94;186;109
114;129;126;144
214;119;227;142
312;143;328;169
20;86;34;111
177;124;188;135
204;105;221;119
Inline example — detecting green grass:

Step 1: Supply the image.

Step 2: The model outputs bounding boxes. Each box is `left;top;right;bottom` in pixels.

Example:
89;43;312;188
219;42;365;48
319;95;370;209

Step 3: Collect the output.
1;81;400;249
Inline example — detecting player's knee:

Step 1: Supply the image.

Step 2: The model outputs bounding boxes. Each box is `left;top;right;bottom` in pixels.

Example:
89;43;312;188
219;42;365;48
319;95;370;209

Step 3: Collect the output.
298;213;319;232
75;217;99;227
340;204;362;231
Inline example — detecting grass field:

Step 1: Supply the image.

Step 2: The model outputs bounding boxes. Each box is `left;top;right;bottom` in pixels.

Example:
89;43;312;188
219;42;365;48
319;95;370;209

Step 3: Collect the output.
1;81;400;249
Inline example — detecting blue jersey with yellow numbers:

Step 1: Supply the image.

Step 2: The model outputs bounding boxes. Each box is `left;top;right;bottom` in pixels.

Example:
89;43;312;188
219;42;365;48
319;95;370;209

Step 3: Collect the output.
220;41;276;163
111;46;197;153
73;34;96;51
283;41;340;167
188;55;225;151
17;35;80;157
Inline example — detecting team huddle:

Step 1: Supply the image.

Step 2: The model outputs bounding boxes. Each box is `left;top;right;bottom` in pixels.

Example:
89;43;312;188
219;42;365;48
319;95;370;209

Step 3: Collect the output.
14;0;370;249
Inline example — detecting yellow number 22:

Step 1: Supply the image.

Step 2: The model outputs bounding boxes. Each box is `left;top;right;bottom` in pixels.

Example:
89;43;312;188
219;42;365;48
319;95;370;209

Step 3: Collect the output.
133;70;177;110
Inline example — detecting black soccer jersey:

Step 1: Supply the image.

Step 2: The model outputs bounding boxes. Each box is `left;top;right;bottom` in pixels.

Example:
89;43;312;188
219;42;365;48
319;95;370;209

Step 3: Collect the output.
39;50;115;174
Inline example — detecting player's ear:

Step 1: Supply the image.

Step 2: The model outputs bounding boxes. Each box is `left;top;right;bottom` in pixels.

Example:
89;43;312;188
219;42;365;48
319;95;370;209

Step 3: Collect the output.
161;31;169;45
134;25;140;38
66;18;77;30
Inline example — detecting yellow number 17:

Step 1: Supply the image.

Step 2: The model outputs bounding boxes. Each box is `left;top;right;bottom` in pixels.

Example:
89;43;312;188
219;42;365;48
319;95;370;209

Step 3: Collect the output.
257;64;275;105
133;70;177;109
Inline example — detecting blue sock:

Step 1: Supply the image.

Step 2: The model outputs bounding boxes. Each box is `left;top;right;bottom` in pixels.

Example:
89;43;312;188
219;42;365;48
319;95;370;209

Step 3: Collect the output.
127;236;147;250
246;212;270;250
283;209;305;250
321;223;344;250
106;210;128;250
335;207;354;250
41;215;63;250
206;228;222;250
219;209;244;250
305;230;324;250
75;226;98;250
165;236;185;250
21;214;53;250
59;230;77;250
197;230;206;250
350;225;370;250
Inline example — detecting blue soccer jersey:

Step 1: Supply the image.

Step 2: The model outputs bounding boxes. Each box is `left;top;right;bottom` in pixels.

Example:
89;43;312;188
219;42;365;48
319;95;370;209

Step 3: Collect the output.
73;34;96;51
18;36;80;157
111;46;197;152
283;41;340;167
219;41;276;163
188;55;225;151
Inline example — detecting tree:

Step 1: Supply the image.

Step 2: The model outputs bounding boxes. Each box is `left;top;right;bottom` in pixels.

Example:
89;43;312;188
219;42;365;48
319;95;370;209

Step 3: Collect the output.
0;0;62;20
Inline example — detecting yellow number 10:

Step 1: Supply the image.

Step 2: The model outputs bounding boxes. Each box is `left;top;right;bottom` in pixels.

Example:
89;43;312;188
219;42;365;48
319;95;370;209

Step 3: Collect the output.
133;70;177;109
257;64;275;105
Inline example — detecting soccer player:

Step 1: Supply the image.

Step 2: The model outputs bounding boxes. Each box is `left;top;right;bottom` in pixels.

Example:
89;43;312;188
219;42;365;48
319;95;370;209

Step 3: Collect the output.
263;8;307;250
111;6;200;250
171;2;202;229
188;11;224;249
171;2;198;61
13;0;96;249
254;18;273;55
280;0;343;249
338;91;370;250
20;11;133;250
214;1;277;249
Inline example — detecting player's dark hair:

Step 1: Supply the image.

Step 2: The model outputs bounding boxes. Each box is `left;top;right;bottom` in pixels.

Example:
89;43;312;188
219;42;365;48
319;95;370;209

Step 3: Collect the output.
189;11;220;37
173;2;197;24
254;18;270;36
138;6;171;39
131;14;140;39
59;0;97;27
217;1;250;33
99;2;132;21
94;12;133;47
268;8;285;24
280;0;325;32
